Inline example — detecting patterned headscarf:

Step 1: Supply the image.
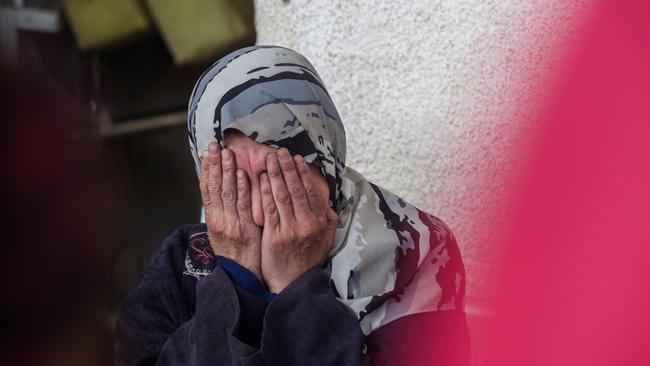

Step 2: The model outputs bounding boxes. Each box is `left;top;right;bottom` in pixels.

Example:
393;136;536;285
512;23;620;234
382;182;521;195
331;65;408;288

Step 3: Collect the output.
187;45;465;335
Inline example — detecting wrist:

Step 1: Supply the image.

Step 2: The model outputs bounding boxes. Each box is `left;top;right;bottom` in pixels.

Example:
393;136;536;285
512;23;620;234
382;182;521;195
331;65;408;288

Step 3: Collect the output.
208;235;262;280
266;267;315;293
266;274;293;294
267;265;326;294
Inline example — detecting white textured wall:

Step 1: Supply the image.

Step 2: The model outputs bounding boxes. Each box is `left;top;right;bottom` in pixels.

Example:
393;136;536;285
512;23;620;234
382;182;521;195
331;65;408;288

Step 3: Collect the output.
254;0;589;301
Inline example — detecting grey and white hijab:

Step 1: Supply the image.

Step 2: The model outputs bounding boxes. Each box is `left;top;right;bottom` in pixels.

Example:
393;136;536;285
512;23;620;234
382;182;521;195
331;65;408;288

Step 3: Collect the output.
187;45;465;335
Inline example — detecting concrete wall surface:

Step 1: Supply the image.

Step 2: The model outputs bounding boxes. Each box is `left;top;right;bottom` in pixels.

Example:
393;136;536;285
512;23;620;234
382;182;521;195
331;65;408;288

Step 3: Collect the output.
254;0;591;305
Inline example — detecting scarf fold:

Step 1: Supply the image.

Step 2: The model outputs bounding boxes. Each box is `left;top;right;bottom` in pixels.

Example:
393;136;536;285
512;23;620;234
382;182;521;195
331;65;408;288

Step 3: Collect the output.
187;45;465;335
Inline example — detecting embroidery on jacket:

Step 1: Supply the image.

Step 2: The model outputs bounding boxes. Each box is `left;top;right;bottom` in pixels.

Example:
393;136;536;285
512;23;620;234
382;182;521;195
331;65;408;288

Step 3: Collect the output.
183;231;215;279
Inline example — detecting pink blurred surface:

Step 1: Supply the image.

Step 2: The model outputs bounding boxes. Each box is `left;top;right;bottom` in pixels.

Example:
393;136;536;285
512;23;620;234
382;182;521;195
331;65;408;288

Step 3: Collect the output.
475;0;650;365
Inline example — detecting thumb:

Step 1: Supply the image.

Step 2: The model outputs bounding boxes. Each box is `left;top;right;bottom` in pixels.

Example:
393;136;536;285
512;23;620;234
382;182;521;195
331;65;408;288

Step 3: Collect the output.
322;208;339;254
324;208;339;246
325;207;339;228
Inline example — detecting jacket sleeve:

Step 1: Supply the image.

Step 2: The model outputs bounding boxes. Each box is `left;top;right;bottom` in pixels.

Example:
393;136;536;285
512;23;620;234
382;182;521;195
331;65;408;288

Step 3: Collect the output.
115;230;364;366
234;266;469;366
363;310;471;366
114;231;191;366
154;268;257;365
243;266;365;366
114;229;251;366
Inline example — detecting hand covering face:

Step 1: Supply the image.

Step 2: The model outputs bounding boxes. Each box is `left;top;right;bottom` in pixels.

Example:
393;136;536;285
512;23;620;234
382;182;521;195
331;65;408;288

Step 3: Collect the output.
187;45;465;335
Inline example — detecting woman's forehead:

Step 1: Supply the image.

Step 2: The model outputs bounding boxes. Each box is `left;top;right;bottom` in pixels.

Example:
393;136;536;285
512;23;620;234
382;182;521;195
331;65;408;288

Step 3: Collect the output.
223;129;275;152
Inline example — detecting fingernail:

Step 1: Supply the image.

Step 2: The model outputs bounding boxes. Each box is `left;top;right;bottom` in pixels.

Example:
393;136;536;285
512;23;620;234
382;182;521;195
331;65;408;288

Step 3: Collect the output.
260;172;268;182
295;155;305;166
222;148;231;161
202;150;209;158
278;147;290;160
209;142;218;152
267;154;274;164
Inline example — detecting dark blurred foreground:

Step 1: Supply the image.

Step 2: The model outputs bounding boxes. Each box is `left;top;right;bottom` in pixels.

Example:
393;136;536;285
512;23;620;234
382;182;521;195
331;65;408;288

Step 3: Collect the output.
0;55;203;365
0;61;116;365
0;2;254;364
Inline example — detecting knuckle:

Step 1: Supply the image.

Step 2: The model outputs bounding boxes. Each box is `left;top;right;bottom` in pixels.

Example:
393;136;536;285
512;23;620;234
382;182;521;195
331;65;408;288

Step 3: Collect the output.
298;230;314;244
314;214;327;225
260;183;272;195
306;221;319;234
296;231;308;242
222;219;237;233
208;157;220;167
221;189;235;203
199;181;208;192
264;201;277;214
288;183;305;197
236;200;249;212
276;192;291;205
237;180;248;193
269;240;284;253
222;164;234;174
207;221;223;236
268;169;283;179
209;182;222;195
306;185;321;199
222;230;237;242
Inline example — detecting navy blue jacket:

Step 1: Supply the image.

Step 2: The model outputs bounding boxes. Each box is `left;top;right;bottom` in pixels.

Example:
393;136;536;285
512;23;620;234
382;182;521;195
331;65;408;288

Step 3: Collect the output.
114;224;470;366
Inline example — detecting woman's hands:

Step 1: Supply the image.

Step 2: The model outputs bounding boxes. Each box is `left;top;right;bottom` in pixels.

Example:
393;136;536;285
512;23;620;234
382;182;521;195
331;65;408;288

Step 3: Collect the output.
200;142;262;280
200;142;337;293
260;148;338;293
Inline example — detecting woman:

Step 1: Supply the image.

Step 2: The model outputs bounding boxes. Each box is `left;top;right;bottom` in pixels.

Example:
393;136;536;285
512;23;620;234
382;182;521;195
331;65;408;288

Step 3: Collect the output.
115;45;469;365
